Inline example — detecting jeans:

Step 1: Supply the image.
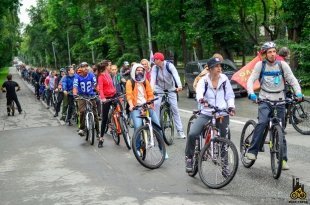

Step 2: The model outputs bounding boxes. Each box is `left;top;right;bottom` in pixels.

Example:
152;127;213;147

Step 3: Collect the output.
248;102;288;161
131;108;160;149
185;114;229;158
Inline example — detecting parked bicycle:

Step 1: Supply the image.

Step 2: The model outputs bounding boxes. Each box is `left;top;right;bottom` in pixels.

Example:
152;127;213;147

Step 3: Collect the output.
154;89;176;145
103;94;131;150
75;95;97;145
186;104;238;189
131;98;166;169
240;98;293;179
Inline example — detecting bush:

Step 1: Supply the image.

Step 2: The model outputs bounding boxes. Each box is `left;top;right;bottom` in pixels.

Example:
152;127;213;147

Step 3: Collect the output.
0;67;9;85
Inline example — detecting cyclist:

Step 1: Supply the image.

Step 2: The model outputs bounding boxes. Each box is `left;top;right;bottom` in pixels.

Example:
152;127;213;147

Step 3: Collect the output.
120;61;131;81
62;66;75;126
44;70;57;109
97;60;116;148
150;52;186;139
1;74;23;115
33;68;42;100
185;57;235;172
140;59;152;81
110;64;125;93
246;42;303;170
277;47;290;62
54;68;66;117
73;62;99;137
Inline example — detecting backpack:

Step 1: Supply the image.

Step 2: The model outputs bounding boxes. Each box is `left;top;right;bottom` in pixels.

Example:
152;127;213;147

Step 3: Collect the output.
259;60;287;92
203;80;227;97
155;61;178;88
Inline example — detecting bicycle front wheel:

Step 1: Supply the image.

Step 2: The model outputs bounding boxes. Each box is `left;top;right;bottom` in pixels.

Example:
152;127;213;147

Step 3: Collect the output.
132;125;166;169
160;106;175;145
89;114;95;145
270;124;284;179
120;116;132;150
240;120;256;168
291;99;310;135
198;137;239;189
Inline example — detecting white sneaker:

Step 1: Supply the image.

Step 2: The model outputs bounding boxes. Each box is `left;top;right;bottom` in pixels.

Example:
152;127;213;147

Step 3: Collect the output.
78;129;85;136
165;152;169;160
177;132;186;139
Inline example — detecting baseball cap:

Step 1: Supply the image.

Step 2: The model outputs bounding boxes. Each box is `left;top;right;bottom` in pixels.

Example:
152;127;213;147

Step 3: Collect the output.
207;57;222;69
153;52;165;61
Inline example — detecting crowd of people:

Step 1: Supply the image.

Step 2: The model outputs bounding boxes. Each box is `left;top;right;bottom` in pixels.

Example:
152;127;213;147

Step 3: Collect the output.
6;42;304;172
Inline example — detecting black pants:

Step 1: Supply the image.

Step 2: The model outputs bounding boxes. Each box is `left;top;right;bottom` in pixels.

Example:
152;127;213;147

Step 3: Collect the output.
100;100;112;138
65;95;75;121
7;95;22;113
35;83;40;99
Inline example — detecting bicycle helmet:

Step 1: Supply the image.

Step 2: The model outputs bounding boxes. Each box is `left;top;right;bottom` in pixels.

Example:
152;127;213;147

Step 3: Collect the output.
261;41;276;53
60;67;66;73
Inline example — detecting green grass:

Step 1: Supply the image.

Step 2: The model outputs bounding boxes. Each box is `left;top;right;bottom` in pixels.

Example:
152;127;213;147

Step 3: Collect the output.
303;88;310;97
0;67;9;86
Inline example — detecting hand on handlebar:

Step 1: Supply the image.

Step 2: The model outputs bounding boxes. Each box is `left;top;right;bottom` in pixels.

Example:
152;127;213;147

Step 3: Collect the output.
248;93;257;102
228;107;236;116
296;93;304;102
199;98;208;107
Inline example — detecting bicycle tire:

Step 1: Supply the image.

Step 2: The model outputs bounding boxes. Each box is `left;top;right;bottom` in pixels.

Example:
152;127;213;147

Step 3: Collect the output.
270;124;283;179
11;102;15;116
111;117;120;145
89;114;95;145
186;114;197;137
132;125;166;169
105;105;113;133
160;106;175;145
240;120;256;168
291;99;310;135
198;137;239;189
120;116;132;150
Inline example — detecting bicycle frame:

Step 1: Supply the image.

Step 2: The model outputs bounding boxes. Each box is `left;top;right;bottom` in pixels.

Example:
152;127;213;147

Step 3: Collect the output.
141;109;155;147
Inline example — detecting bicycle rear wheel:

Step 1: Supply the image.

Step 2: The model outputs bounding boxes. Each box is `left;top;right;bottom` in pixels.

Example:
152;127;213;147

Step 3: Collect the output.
120;116;132;150
291;99;310;135
240;120;256;168
111;118;120;145
199;137;239;189
270;124;283;179
160;106;175;145
132;125;166;169
88;114;95;145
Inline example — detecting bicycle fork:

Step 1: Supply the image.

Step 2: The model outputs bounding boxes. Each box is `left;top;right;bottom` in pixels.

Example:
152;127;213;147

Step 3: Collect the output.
144;117;155;148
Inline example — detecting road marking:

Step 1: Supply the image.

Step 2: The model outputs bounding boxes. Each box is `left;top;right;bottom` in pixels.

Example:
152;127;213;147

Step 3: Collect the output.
179;108;245;125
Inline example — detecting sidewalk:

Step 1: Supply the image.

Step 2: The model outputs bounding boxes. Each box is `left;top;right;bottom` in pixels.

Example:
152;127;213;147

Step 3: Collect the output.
0;67;61;131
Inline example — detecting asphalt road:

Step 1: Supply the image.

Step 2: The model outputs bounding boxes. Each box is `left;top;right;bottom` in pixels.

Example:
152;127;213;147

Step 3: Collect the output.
0;67;309;205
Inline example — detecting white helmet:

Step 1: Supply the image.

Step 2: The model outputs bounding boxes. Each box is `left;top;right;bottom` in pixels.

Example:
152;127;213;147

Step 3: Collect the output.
261;42;276;53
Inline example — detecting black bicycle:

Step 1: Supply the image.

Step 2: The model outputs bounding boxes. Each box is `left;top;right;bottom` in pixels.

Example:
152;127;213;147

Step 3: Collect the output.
75;95;97;145
240;98;291;179
154;89;176;145
187;104;238;189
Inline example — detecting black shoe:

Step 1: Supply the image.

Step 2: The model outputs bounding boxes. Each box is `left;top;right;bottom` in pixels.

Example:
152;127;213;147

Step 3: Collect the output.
54;113;58;117
67;120;73;126
8;113;10;116
98;139;104;148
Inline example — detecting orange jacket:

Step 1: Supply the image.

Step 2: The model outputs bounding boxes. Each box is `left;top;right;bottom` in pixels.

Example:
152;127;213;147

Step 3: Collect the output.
126;79;154;107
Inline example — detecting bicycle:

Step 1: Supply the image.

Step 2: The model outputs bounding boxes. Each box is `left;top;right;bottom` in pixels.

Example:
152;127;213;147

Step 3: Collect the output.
131;98;166;169
187;104;238;189
240;98;290;179
154;89;176;145
103;94;131;150
75;95;97;145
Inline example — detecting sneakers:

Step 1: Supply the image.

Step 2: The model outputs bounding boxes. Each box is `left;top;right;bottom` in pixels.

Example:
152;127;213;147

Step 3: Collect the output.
78;129;85;136
60;116;66;121
185;157;193;172
165;152;169;160
98;139;104;148
54;112;58;117
282;160;290;170
177;131;186;139
245;152;257;160
67;120;73;126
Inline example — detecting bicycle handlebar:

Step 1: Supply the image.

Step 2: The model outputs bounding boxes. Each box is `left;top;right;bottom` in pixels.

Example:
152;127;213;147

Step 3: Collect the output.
74;95;98;101
154;89;177;95
103;93;126;104
133;98;159;110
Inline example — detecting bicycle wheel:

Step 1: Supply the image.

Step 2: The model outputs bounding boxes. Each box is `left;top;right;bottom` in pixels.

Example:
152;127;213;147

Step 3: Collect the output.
88;114;95;145
199;137;239;189
186;114;197;137
291;99;310;135
132;125;166;169
160;106;175;145
240;120;256;168
111;118;120;145
11;102;15;116
270;124;283;179
120;116;132;150
104;105;113;133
